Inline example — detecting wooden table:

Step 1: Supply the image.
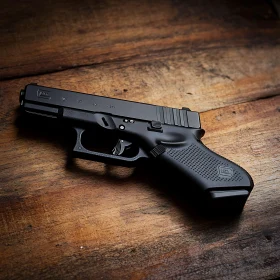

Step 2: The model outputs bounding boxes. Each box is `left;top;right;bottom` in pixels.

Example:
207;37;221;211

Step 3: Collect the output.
1;0;280;279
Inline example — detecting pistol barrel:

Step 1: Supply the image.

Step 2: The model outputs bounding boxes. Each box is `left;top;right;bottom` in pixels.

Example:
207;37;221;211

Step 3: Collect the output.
20;84;200;128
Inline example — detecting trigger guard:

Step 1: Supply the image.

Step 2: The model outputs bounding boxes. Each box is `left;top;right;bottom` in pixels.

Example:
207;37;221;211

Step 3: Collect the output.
72;127;149;166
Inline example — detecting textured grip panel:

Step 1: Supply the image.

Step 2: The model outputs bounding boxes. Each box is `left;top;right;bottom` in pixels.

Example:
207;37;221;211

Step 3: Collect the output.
166;143;243;182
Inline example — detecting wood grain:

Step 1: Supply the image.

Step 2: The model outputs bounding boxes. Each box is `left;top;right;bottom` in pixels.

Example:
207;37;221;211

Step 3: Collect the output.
1;42;280;114
1;0;280;80
1;0;280;279
0;90;279;279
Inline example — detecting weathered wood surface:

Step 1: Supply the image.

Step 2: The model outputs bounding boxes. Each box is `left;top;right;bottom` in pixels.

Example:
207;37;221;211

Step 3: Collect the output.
1;0;280;279
1;0;280;80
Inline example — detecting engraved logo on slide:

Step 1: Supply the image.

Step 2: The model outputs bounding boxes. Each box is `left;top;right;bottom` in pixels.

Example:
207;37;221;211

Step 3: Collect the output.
217;165;234;179
37;89;51;99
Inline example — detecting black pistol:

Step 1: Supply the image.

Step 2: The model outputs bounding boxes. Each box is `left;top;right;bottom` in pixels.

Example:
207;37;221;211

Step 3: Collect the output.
19;84;254;212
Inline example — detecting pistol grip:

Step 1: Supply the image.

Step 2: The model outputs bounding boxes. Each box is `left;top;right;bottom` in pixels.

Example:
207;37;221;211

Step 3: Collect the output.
157;139;254;211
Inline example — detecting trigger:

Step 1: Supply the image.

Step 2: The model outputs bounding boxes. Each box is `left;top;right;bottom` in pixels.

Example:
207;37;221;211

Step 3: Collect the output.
112;139;132;156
